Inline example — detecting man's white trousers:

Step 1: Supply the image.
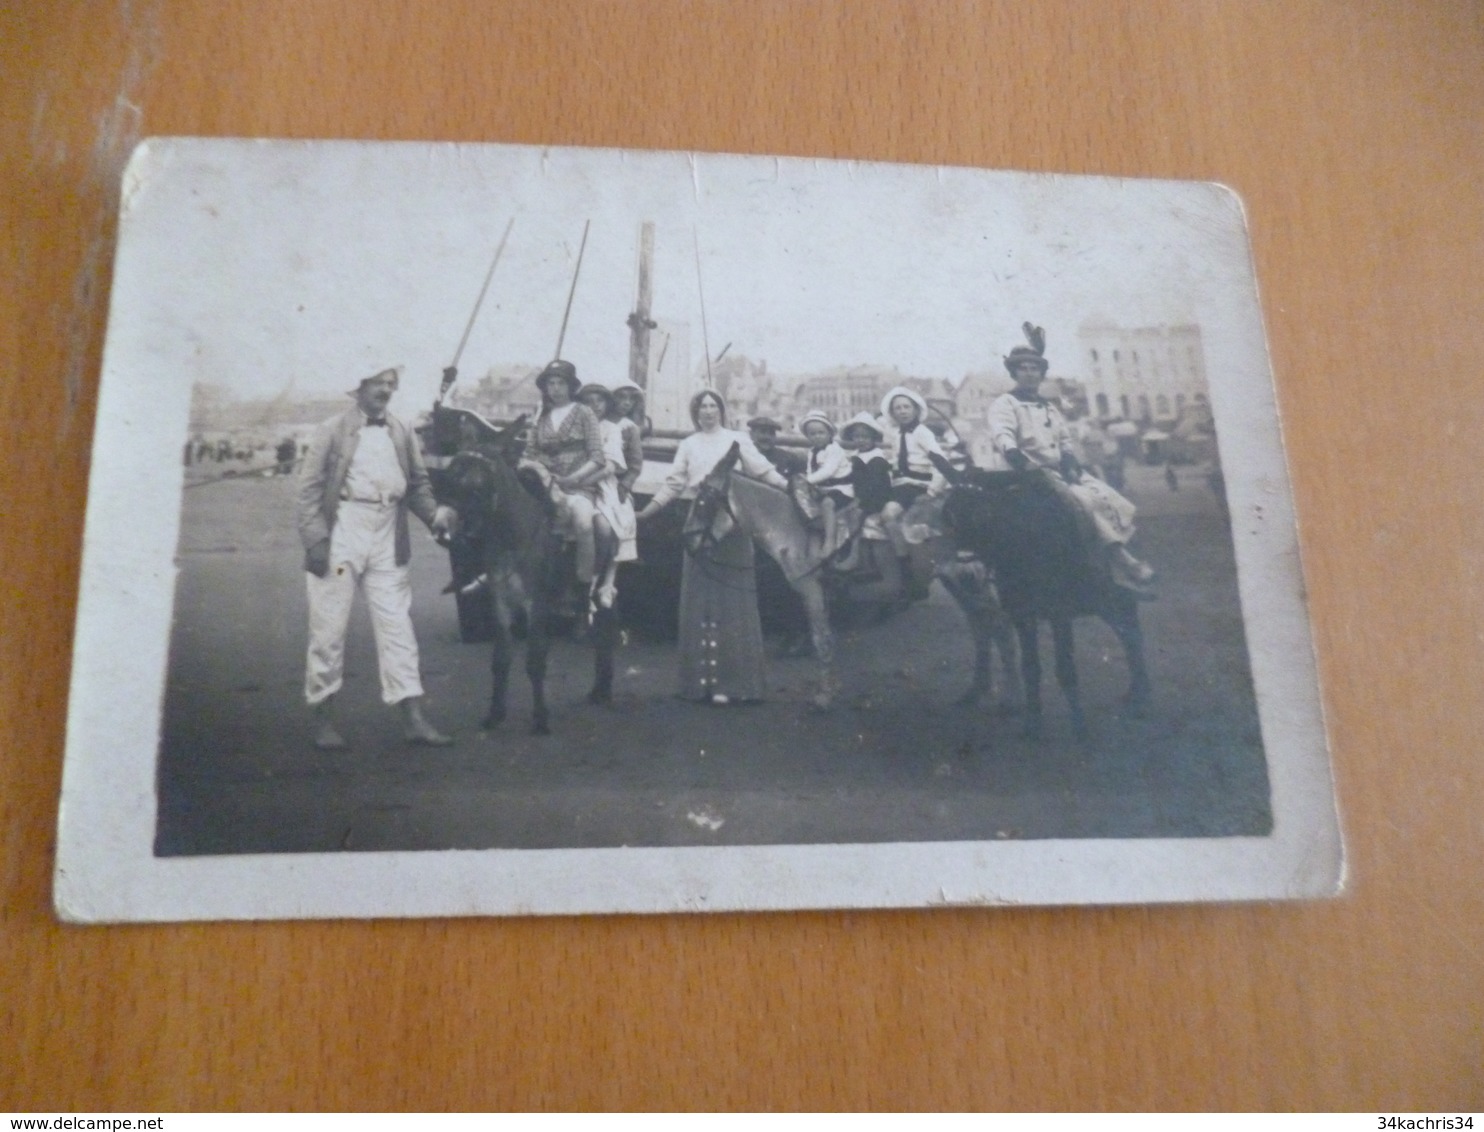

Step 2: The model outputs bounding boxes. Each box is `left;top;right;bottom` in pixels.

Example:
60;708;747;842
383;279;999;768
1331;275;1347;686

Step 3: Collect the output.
304;500;424;706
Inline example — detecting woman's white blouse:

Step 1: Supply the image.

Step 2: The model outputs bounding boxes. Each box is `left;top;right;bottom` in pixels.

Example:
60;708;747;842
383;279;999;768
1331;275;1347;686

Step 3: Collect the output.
649;428;788;508
988;392;1073;469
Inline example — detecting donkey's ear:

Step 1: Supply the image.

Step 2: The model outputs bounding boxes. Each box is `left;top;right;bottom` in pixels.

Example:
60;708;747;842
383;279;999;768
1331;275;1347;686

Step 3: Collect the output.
494;413;529;460
929;451;962;485
724;440;742;470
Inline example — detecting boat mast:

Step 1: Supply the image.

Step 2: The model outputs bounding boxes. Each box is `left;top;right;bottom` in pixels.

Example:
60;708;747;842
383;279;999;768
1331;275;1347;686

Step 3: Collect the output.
626;221;656;392
693;225;714;390
552;219;590;361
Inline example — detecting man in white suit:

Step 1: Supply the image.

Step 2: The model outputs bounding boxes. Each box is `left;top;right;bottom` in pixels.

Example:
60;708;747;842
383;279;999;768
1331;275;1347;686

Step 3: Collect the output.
296;367;456;750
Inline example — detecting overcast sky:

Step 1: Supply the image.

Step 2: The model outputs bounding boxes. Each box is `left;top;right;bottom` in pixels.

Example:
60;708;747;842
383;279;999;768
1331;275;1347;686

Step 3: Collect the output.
110;140;1255;406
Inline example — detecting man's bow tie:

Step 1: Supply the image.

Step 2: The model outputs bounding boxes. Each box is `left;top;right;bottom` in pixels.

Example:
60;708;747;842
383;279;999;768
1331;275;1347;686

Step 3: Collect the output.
365;418;387;427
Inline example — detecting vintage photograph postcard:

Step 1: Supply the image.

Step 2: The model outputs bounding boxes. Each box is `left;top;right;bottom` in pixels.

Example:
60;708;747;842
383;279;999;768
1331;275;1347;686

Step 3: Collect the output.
54;139;1342;920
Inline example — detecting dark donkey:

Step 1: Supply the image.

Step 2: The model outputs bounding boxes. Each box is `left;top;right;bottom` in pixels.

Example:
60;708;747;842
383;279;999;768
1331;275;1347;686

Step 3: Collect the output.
930;454;1152;739
439;420;619;733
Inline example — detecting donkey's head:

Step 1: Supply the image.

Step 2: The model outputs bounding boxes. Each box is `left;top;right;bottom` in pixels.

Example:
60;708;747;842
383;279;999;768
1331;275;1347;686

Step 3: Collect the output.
443;449;512;538
491;413;529;464
682;440;742;558
934;452;1077;568
930;451;1007;552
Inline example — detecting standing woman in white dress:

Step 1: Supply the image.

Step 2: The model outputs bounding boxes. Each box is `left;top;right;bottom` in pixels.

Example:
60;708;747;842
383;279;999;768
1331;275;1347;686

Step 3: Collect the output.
635;390;789;704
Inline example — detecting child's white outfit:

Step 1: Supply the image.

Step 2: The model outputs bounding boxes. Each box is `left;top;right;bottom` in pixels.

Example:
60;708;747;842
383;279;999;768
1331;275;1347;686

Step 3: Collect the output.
595;417;638;563
804;440;854;507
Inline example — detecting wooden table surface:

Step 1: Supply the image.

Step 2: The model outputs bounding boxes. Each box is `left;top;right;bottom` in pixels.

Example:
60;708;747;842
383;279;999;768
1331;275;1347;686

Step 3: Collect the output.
4;0;1481;1111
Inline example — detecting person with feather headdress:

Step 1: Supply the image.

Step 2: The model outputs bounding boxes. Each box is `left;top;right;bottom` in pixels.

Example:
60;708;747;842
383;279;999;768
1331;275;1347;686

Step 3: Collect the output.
988;324;1157;595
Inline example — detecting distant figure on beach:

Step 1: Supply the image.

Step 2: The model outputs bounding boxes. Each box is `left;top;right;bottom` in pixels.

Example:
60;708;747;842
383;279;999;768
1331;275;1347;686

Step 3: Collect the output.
276;436;298;476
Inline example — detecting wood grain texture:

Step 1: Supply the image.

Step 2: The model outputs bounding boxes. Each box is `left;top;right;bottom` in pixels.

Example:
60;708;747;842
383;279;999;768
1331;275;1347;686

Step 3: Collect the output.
4;0;1481;1111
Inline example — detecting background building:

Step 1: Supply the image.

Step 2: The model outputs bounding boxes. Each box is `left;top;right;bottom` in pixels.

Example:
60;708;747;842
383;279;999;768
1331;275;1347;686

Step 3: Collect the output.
451;363;542;421
786;366;957;431
710;354;789;426
1077;320;1210;424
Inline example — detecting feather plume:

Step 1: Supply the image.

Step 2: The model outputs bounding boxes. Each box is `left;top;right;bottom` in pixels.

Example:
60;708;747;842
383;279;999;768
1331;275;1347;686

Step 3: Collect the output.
1022;322;1046;356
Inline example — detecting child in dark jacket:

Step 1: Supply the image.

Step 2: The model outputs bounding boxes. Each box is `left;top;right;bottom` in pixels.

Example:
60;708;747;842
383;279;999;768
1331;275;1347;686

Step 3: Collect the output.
839;412;893;519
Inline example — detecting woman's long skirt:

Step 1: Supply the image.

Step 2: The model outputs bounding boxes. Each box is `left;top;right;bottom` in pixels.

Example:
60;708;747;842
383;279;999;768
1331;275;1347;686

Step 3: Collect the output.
676;523;767;702
1062;474;1137;545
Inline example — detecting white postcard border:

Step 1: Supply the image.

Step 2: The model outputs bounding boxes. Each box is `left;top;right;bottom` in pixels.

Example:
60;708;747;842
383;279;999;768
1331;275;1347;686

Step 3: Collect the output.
54;140;1342;921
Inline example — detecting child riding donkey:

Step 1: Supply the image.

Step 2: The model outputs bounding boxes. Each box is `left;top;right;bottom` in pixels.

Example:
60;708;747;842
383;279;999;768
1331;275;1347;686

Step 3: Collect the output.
876;385;950;601
790;409;911;611
577;381;641;613
797;409;854;556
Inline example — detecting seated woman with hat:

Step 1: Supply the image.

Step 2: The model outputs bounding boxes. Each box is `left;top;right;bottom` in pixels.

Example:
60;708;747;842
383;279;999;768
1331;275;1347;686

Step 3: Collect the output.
522;360;606;589
988;327;1156;593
